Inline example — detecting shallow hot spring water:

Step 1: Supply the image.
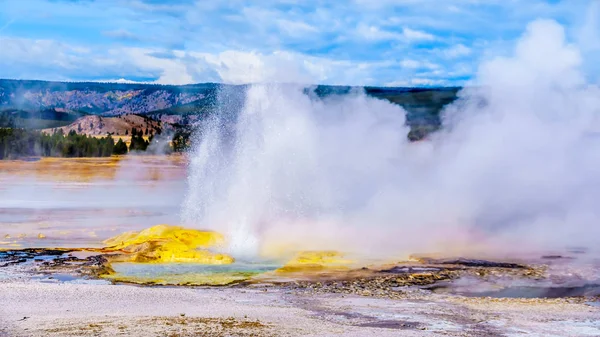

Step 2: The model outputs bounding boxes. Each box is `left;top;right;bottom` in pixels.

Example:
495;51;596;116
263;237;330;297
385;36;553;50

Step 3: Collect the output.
94;224;355;286
106;262;282;285
95;225;600;306
3;223;600;304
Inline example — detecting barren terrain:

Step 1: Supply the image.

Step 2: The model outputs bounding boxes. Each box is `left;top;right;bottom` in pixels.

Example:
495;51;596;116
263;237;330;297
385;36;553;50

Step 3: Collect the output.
42;114;172;137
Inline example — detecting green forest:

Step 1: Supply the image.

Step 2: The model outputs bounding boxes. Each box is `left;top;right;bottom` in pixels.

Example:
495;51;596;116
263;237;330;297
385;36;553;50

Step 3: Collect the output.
0;127;190;159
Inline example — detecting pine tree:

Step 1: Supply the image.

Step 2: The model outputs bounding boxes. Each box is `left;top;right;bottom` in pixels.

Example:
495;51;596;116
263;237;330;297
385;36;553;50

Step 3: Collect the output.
113;138;128;155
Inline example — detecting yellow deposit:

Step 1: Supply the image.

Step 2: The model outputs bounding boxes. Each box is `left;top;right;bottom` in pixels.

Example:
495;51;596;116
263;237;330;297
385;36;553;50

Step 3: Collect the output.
277;251;353;273
102;224;234;264
101;270;253;286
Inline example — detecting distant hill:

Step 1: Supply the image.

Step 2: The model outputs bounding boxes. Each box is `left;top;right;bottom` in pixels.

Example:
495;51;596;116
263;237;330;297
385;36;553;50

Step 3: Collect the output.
43;114;173;137
0;79;216;117
0;79;460;140
0;107;88;129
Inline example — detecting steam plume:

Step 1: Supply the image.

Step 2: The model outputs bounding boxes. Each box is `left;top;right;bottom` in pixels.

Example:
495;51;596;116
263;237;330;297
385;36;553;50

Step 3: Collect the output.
182;19;600;261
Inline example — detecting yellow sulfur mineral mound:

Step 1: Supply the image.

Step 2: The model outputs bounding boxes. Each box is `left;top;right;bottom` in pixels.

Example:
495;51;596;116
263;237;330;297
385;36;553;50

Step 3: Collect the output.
102;224;234;264
277;250;353;273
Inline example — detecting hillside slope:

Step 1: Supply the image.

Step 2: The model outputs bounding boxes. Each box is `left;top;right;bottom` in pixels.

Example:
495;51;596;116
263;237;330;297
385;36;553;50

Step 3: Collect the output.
0;79;217;116
43;114;171;137
0;107;88;129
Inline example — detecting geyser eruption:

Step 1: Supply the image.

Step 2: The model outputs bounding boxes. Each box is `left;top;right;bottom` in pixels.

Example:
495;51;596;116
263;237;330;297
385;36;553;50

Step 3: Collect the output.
182;19;600;261
182;83;409;259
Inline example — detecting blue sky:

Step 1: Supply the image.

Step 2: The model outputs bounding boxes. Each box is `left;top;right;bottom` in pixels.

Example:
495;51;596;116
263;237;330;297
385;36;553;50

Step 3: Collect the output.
0;0;596;86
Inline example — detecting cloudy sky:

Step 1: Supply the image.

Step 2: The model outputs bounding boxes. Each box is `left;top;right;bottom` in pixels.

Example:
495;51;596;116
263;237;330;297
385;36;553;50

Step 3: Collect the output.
0;0;596;86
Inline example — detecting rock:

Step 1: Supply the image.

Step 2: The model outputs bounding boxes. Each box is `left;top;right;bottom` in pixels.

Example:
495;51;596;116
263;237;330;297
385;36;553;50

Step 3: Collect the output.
541;255;573;260
382;266;442;274
424;258;526;269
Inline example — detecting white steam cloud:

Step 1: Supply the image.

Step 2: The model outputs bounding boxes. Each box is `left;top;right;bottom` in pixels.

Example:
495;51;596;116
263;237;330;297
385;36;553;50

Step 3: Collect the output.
182;19;600;261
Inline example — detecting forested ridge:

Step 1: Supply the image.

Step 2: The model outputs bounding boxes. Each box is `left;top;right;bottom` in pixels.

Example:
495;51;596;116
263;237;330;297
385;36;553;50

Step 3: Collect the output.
0;127;190;159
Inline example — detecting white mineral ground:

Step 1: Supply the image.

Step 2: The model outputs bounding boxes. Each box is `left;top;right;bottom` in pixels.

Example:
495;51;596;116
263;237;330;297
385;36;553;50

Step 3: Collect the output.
0;279;599;336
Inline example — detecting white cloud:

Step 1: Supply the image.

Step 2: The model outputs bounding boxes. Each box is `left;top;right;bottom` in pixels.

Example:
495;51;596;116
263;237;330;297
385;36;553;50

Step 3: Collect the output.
0;0;591;86
352;0;423;9
384;76;448;87
357;25;435;42
400;59;440;69
445;63;473;77
0;34;458;87
0;36;89;70
109;48;195;85
95;78;147;84
402;28;435;41
103;29;139;41
443;43;472;58
276;19;318;37
356;24;402;41
0;35;385;85
383;79;410;86
400;59;420;68
207;51;309;84
410;77;447;86
198;50;381;85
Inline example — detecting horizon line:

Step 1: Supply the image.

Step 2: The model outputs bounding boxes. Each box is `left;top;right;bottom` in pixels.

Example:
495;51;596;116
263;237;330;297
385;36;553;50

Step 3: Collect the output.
0;78;463;90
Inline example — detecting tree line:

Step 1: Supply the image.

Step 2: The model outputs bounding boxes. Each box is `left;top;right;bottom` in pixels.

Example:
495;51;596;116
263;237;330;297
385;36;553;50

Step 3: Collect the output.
0;127;188;159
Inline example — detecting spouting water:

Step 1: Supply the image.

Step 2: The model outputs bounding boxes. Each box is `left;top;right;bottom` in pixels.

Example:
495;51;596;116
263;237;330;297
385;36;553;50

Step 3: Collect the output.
182;83;409;260
182;19;600;262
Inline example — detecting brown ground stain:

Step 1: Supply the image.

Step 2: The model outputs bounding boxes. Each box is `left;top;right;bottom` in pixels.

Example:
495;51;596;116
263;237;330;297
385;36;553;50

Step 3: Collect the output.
42;316;272;337
0;155;187;182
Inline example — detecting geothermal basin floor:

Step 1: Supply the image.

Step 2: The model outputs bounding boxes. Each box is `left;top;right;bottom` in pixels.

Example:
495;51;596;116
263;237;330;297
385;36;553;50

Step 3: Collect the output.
1;273;600;336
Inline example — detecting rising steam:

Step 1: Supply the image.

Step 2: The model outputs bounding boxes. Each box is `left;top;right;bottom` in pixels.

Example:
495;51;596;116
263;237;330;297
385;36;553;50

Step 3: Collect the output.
182;19;600;261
